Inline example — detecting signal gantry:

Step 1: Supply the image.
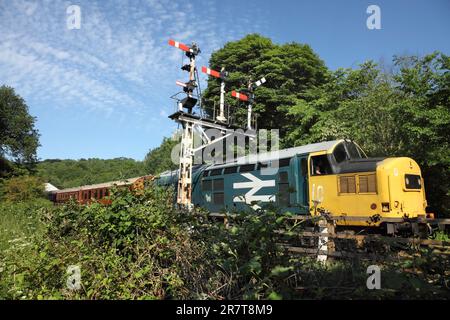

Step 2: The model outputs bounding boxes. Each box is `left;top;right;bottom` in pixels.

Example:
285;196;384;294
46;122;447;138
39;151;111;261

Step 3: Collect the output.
167;39;265;208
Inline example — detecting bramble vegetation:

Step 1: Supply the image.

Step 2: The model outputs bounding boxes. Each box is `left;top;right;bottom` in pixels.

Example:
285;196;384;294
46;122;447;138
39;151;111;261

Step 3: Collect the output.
1;187;448;300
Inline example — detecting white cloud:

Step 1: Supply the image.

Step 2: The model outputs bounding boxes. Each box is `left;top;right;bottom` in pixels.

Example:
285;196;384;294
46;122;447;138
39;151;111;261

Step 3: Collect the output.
0;0;268;121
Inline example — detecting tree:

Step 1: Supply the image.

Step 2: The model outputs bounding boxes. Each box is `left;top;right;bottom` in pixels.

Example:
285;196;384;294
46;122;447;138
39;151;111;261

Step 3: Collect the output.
202;34;328;139
143;136;180;175
2;175;45;202
0;86;40;166
37;157;147;189
285;53;449;216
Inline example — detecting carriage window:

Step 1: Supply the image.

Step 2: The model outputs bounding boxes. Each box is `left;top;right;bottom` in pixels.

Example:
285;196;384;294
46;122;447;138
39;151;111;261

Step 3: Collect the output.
104;189;109;197
333;143;347;163
311;155;333;175
203;170;210;177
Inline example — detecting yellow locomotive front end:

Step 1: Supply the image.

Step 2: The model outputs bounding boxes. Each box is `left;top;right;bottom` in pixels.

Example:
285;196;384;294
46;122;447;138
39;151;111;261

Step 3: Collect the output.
308;140;428;232
376;157;427;220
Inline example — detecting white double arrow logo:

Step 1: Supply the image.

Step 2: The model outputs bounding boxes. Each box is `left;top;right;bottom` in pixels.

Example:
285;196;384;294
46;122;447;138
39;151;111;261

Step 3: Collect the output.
233;173;275;209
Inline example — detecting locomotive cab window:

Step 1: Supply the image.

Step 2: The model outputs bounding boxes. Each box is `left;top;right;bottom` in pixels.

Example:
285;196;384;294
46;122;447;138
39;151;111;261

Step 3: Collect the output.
333;143;348;163
405;174;421;190
310;155;333;176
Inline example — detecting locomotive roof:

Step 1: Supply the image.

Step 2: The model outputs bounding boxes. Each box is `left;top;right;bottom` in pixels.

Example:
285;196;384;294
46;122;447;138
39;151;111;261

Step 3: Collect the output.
210;139;341;169
53;176;142;194
159;140;342;177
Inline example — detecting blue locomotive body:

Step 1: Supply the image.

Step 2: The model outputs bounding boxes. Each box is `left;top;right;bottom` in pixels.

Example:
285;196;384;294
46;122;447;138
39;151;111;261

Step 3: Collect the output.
156;140;339;214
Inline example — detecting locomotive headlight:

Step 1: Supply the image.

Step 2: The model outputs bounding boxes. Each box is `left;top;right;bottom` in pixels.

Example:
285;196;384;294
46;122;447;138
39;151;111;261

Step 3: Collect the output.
382;202;390;212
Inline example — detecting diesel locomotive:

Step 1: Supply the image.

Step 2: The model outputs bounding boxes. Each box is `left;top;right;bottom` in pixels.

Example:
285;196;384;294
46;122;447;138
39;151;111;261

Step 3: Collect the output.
51;139;431;234
157;139;430;233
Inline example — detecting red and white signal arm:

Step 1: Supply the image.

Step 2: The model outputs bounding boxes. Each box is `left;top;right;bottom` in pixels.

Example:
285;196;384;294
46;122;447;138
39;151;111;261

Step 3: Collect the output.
168;39;192;53
231;90;249;101
175;80;187;87
201;66;222;79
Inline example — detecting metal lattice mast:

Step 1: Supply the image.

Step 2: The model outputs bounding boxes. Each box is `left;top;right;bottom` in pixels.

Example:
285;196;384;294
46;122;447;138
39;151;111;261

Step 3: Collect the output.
168;39;259;208
168;39;200;207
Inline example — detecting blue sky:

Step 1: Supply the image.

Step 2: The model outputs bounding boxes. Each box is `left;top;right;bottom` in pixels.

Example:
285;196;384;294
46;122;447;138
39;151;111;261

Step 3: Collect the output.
1;0;449;161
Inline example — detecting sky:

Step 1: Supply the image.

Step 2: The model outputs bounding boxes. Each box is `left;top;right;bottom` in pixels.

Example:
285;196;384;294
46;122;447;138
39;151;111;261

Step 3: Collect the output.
0;0;449;161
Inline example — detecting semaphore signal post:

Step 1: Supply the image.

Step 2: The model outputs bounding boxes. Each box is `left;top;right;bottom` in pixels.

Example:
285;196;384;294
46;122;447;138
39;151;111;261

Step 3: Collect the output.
167;39;266;208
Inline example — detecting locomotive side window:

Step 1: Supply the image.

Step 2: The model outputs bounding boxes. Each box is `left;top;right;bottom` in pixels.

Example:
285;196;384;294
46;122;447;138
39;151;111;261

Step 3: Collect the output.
224;166;238;174
239;164;255;172
311;155;332;175
301;158;307;176
213;178;224;205
257;162;269;170
278;158;291;167
210;169;223;176
278;171;290;206
202;179;212;191
213;193;224;205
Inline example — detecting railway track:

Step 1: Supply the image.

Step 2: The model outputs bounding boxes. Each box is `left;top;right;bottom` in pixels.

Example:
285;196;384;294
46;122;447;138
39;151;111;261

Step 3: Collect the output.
207;212;450;261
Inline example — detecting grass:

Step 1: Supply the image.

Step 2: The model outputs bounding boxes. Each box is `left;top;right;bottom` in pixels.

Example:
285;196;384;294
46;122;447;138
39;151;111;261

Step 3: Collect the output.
0;199;50;252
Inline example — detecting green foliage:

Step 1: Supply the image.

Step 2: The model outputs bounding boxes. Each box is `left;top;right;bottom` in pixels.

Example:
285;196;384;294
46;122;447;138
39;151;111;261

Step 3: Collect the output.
0;85;40;164
36;158;147;189
285;53;450;216
1;191;448;300
0;186;213;299
202;34;328;133
0;199;50;252
201;207;449;299
143;136;179;175
2;175;46;202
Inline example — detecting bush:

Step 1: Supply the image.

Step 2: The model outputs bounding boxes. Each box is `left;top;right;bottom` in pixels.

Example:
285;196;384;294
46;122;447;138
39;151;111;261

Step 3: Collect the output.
1;187;448;300
0;185;215;299
2;176;45;202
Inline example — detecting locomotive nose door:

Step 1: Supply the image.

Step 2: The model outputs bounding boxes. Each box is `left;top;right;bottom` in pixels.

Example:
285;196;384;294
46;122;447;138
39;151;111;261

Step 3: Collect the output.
293;155;309;214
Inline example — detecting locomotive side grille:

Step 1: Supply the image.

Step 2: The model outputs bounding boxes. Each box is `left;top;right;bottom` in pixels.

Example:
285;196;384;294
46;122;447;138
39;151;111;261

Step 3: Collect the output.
359;174;377;193
339;176;356;193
